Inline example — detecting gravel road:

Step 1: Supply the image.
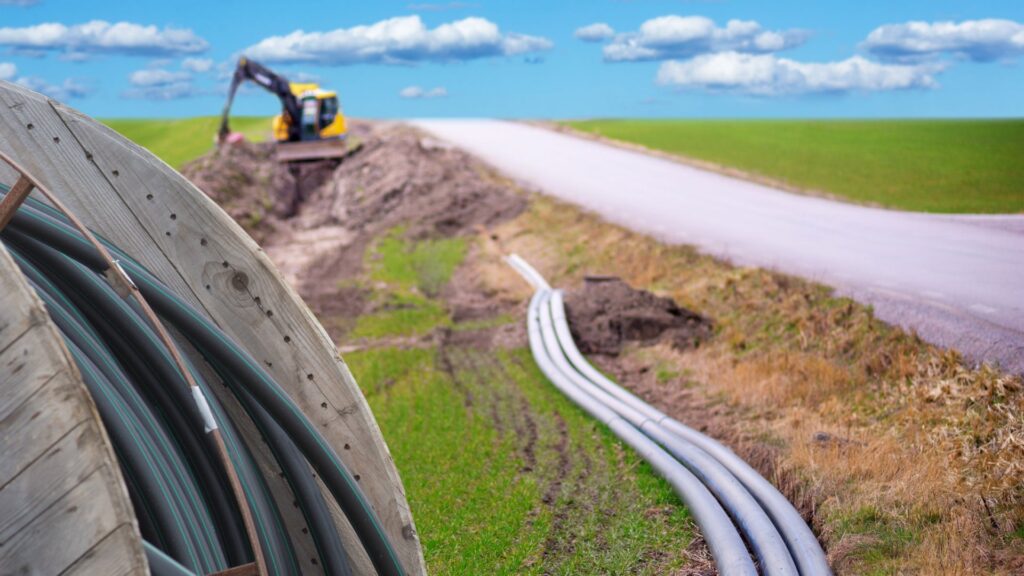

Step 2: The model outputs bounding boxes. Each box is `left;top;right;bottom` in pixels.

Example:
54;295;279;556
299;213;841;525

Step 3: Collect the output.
413;119;1024;374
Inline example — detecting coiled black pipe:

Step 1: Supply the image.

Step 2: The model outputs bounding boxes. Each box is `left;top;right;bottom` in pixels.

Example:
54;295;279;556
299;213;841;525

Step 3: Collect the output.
5;209;300;572
1;187;402;576
6;234;232;573
233;384;355;576
9;245;220;573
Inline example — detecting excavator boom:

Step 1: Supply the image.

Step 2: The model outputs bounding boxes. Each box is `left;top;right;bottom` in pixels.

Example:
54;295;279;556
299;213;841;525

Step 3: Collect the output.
218;58;301;142
217;57;350;163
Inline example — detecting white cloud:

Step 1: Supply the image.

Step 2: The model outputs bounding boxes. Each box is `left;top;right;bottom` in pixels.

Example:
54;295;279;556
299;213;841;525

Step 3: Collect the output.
1;59;89;102
0;20;208;57
657;51;940;95
603;15;807;62
400;85;447;99
182;57;213;73
501;32;553;55
16;76;89;100
129;68;191;87
242;15;551;64
575;23;615;42
124;66;204;99
6;47;47;58
58;51;93;62
863;19;1024;62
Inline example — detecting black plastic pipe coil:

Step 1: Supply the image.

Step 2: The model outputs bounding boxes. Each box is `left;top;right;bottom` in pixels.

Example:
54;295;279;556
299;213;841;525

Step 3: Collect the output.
0;186;403;576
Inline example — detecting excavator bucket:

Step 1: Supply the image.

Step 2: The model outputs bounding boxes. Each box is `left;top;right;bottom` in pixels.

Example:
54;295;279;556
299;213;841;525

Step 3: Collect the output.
274;139;352;163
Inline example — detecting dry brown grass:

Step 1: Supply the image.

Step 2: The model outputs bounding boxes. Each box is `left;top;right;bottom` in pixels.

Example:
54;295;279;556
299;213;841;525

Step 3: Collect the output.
483;194;1024;574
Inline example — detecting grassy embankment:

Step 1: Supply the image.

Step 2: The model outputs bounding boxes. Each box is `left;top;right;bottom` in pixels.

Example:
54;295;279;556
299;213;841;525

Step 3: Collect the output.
564;119;1024;214
102;116;271;169
348;196;1024;574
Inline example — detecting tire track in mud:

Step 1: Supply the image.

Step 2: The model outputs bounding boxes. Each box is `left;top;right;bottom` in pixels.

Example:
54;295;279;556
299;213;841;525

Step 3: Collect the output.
439;336;623;568
436;341;473;409
503;347;594;564
453;339;691;573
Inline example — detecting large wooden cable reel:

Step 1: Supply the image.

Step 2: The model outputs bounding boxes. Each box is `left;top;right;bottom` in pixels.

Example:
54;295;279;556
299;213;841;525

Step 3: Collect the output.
0;79;426;576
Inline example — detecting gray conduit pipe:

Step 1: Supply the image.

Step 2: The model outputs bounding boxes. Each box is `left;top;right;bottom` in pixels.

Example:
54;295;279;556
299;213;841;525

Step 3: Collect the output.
508;254;550;290
540;291;798;576
512;254;831;576
525;287;758;576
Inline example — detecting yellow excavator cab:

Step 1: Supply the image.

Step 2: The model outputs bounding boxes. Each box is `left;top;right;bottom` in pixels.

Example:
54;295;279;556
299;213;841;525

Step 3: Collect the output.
272;83;347;142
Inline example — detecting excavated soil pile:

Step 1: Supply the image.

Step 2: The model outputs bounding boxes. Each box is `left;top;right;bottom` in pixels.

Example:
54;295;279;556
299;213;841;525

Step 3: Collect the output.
293;122;527;238
181;120;527;333
564;276;713;356
184;120;527;242
181;141;336;240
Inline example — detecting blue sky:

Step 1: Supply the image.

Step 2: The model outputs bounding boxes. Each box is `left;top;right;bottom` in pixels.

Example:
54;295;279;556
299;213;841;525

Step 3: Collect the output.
0;0;1021;118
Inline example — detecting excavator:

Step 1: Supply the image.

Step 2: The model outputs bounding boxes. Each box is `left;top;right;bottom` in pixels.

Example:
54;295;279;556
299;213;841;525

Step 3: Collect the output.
218;57;349;162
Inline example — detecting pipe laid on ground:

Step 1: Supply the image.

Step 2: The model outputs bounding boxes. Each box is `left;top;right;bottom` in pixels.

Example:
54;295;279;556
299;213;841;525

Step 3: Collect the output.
542;290;797;576
547;292;832;576
526;288;758;576
509;254;831;576
507;254;550;290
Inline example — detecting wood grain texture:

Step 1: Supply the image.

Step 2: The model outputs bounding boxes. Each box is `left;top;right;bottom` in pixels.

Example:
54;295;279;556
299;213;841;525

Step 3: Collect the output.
0;240;146;576
1;467;131;575
0;79;424;575
62;525;148;576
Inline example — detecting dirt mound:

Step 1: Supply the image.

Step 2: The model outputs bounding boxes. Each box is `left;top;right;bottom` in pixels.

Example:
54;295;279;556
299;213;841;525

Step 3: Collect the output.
181;141;278;238
273;121;528;322
293;122;527;238
563;276;712;356
183;120;527;243
181;140;338;240
180;120;528;335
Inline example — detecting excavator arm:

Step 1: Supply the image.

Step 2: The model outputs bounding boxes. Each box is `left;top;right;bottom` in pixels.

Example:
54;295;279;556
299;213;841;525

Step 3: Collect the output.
218;57;301;142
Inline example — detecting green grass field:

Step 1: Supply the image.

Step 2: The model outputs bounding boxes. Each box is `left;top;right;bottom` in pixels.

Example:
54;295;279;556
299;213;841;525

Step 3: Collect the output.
565;119;1024;214
102;116;272;169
